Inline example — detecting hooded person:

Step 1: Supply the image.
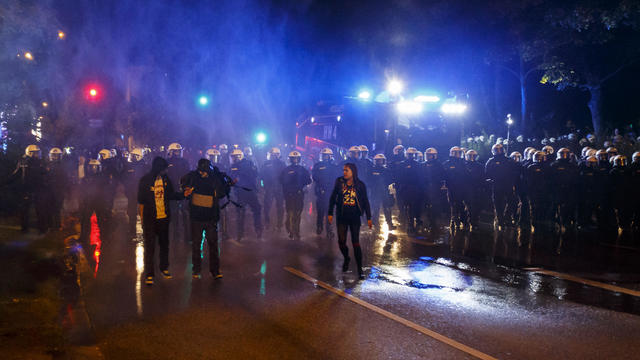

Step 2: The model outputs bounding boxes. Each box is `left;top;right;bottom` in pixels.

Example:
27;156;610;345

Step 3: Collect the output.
137;157;184;285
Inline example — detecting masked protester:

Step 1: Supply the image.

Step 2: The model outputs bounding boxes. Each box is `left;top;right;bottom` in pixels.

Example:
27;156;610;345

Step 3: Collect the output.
229;148;263;241
137;157;184;285
260;147;286;232
328;163;372;279
280;151;312;241
182;159;232;279
312;148;341;237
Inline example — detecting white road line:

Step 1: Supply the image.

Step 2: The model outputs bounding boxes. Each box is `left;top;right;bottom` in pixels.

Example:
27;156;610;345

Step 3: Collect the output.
524;267;640;297
284;266;498;360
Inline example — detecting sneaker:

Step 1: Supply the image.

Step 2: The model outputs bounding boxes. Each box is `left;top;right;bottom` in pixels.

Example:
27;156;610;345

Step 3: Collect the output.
192;273;201;279
161;270;172;279
145;276;154;285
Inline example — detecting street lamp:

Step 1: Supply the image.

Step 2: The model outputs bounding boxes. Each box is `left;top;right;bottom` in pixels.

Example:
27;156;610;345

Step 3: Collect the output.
506;114;514;153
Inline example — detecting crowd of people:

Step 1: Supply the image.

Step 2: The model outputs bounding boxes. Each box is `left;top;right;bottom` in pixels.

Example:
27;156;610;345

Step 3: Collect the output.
4;129;640;283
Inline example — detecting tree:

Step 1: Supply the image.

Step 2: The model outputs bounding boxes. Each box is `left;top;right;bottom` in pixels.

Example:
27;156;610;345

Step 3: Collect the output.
538;0;640;134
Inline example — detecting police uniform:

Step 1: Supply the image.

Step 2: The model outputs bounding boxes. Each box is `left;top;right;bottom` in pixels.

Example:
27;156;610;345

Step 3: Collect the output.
229;158;263;239
312;160;340;235
260;157;286;230
368;163;394;228
280;163;312;240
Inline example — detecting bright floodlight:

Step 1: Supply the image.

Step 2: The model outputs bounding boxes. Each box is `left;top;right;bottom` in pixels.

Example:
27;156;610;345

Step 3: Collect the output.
397;100;423;115
255;132;267;144
198;96;209;106
414;95;440;103
358;90;371;100
441;103;467;115
387;79;403;95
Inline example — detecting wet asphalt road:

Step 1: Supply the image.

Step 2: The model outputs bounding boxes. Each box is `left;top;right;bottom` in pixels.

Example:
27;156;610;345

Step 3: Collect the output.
75;203;640;360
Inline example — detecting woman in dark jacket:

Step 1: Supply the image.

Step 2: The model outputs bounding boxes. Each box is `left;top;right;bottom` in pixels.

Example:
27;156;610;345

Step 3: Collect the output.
328;163;372;279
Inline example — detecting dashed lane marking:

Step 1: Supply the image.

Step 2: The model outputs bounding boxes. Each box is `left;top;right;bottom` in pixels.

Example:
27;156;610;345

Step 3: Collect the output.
284;266;499;360
524;267;640;297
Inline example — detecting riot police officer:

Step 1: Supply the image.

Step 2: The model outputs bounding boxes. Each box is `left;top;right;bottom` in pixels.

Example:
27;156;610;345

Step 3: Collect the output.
423;147;446;230
340;146;361;168
312;148;340;236
81;159;110;243
47;147;68;230
229;148;263;241
485;143;517;229
368;154;395;229
631;152;640;228
578;156;599;228
549;148;579;229
280;151;312;240
443;146;467;228
123;148;147;235
524;151;549;228
166;143;191;242
261;147;286;231
358;145;373;183
610;155;632;229
464;150;484;229
219;144;231;170
8;145;48;233
395;147;423;233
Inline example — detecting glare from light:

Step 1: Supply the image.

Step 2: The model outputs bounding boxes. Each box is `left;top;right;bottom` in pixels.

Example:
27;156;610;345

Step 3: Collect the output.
198;96;209;106
24;52;33;60
337;116;341;122
441;103;467;115
506;114;514;125
89;88;98;97
255;132;267;144
387;79;403;95
358;90;371;100
414;95;440;103
42;102;48;108
397;100;423;115
58;31;65;39
310;117;315;123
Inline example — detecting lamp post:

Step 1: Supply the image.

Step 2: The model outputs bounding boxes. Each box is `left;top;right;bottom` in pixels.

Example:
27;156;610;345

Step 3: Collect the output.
506;114;514;154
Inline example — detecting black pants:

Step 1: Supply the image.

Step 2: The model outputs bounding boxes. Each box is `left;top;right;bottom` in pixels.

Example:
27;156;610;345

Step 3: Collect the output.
236;191;262;238
492;188;510;226
263;187;284;229
126;190;138;234
20;192;48;233
285;192;304;238
370;195;393;227
337;219;362;270
447;189;465;224
191;220;220;275
143;218;170;277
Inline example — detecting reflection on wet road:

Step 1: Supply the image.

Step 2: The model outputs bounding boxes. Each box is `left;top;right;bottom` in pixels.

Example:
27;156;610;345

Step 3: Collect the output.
76;208;640;359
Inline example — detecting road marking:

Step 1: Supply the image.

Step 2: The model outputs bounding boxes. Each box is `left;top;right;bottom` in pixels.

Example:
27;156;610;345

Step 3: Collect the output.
284;266;498;360
524;268;640;297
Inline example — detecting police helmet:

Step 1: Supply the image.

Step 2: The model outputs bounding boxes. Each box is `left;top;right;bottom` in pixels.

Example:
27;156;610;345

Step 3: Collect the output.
516;135;524;143
491;143;504;156
25;144;41;158
613;155;628;167
581;147;592;158
596;149;608;162
269;147;281;160
556;148;571;160
49;147;62;161
130;148;144;162
606;147;618;158
348;146;360;159
393;145;405;156
219;144;229;153
541;145;554;155
586;156;598;168
496;137;504;145
425;147;438;161
88;159;101;174
449;146;463;159
541;138;549;146
406;147;418;160
510;151;522;162
206;148;221;163
167;143;183;158
533;151;546;163
523;147;535;160
465;150;478;162
98;149;111;160
359;145;369;158
373;153;386;166
288;150;302;165
586;149;597;158
579;138;588;147
320;148;333;162
230;148;244;162
549;137;556;143
632;151;640;164
244;146;253;157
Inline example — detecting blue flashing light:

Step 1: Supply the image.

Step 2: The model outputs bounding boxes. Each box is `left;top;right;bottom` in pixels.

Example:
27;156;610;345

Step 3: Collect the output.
255;132;267;144
358;90;372;100
198;95;209;106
